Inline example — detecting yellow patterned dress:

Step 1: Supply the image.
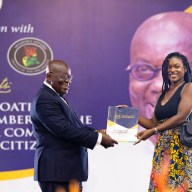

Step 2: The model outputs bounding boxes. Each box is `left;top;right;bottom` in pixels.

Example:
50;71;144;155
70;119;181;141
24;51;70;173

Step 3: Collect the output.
149;83;192;192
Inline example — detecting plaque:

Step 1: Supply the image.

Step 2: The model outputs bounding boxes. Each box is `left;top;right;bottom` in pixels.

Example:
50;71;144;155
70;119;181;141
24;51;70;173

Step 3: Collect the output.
106;106;139;142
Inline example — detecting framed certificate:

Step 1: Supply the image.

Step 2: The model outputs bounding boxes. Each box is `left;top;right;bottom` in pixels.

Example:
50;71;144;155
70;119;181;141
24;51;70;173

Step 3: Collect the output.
106;106;139;142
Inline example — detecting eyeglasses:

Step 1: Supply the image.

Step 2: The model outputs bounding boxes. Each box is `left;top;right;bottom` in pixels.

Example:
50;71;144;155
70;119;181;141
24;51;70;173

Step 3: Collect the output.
49;72;73;82
126;63;162;81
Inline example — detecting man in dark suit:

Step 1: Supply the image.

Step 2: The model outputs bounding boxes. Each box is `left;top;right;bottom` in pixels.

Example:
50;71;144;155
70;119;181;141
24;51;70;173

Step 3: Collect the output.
30;60;118;192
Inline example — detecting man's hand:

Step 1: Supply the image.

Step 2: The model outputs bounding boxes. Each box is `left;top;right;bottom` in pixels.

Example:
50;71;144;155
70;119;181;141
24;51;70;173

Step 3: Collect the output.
101;133;118;148
134;129;154;145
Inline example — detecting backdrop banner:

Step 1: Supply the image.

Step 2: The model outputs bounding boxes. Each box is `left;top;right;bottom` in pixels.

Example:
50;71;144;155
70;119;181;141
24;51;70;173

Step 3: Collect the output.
0;0;191;191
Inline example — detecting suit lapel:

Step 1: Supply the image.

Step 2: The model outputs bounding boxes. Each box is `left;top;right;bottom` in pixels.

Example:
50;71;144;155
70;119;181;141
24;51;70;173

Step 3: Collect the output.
42;84;83;127
60;96;83;127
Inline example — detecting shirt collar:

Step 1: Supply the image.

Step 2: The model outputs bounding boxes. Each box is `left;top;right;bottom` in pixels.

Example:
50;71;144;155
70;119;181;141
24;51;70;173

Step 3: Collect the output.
43;80;60;96
43;81;68;105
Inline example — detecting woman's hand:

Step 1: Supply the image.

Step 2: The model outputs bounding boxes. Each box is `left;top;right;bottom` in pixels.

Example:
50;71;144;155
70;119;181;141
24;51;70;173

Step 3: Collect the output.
134;129;154;145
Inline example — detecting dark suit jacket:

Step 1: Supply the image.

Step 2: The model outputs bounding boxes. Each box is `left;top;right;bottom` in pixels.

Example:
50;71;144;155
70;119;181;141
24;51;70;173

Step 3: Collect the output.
30;84;98;182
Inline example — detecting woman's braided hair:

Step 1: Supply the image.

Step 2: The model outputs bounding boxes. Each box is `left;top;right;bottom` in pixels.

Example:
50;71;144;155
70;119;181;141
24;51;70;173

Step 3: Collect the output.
162;52;192;94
